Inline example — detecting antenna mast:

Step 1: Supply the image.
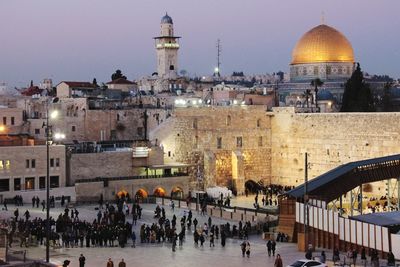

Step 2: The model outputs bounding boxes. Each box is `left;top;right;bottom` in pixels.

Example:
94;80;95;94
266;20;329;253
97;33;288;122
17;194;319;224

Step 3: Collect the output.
214;39;221;77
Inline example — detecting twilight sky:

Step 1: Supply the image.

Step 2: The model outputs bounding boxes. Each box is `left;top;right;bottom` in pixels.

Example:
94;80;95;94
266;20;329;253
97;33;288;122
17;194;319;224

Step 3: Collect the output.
1;0;400;87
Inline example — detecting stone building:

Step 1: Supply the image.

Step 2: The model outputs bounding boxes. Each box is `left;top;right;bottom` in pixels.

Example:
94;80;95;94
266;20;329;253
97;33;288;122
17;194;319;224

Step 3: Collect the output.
279;22;356;107
0;144;67;201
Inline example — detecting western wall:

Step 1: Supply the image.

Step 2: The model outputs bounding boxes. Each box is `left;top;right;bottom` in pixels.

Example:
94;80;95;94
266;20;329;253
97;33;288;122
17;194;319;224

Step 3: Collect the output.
153;106;400;194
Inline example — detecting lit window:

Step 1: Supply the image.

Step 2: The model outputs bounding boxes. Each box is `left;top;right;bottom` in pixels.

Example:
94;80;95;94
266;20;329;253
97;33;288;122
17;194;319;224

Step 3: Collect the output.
237;137;243;148
226;115;231;126
5;160;10;170
0;160;3;170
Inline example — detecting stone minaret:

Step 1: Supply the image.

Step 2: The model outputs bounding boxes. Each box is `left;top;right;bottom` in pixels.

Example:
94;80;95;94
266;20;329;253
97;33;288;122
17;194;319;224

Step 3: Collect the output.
154;13;180;77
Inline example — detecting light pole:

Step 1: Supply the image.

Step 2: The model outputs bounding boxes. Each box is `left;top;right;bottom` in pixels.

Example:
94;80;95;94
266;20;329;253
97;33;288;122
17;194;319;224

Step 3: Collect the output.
44;97;60;263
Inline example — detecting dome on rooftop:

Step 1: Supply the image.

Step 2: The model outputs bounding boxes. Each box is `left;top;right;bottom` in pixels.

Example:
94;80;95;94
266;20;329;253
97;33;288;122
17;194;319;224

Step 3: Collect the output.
161;13;173;24
291;24;354;65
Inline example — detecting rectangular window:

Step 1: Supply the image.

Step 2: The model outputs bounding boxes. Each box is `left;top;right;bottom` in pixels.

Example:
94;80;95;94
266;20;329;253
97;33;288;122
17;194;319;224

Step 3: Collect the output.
31;159;36;169
25;177;35;190
236;137;243;148
258;136;263;147
14;178;21;191
50;176;59;188
71;125;76;132
2;117;6;125
56;158;60;167
35;129;40;135
39;176;46;189
217;137;222;149
26;159;30;169
11;117;15;125
5;160;10;170
0;160;3;170
0;179;10;192
50;158;54;168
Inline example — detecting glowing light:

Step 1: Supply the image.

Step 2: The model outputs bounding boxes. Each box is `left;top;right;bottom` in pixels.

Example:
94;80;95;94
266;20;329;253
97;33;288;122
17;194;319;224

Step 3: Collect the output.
233;100;238;105
0;125;5;132
54;133;65;140
214;67;219;73
50;110;58;119
198;99;202;104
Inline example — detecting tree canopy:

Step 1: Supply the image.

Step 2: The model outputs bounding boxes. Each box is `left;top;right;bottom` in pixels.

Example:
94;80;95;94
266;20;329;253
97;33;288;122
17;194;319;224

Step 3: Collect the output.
111;70;127;81
340;63;375;112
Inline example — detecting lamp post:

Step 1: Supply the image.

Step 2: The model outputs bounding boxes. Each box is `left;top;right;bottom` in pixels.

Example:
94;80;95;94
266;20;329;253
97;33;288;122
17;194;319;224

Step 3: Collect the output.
44;97;60;263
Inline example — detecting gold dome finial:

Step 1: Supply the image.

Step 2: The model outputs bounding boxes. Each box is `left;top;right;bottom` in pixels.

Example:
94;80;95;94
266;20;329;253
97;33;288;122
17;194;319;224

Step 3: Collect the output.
321;11;325;24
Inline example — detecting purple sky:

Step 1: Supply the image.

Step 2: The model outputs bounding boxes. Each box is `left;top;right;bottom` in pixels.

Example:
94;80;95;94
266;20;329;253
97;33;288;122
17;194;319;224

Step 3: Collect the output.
1;0;400;87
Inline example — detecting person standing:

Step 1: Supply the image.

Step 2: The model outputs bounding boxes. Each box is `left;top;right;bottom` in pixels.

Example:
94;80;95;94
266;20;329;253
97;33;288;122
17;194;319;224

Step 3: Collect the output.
274;254;283;267
245;241;251;258
267;239;272;256
320;251;326;263
79;254;86;267
36;196;40;208
361;247;367;267
32;196;35;208
240;241;246;257
106;258;114;267
271;239;276;256
118;259;126;267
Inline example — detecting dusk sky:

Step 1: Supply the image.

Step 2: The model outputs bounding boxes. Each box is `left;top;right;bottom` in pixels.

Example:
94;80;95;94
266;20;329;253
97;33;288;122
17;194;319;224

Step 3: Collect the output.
1;0;400;87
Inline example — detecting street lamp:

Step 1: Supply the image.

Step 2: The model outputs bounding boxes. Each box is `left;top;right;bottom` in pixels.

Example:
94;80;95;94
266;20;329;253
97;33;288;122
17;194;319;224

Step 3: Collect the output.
44;97;59;263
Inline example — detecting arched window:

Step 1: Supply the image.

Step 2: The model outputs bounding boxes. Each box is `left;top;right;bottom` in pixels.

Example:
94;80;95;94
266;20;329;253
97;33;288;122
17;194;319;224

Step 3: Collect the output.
257;118;261;128
226;115;231;126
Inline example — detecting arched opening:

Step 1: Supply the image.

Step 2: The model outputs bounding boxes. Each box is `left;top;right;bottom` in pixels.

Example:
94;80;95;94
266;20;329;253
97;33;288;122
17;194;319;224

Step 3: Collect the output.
154;187;166;197
135;189;148;199
117;189;128;198
245;180;262;194
171;187;184;199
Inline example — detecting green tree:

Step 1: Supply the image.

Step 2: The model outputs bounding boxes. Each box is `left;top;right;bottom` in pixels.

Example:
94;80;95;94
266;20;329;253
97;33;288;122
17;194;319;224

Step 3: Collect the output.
381;82;393;112
310;78;323;110
303;89;312;108
341;63;375;112
111;70;127;81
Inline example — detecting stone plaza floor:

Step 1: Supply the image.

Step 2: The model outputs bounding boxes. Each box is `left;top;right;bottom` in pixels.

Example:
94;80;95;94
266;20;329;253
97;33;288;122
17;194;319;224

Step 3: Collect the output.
0;202;390;267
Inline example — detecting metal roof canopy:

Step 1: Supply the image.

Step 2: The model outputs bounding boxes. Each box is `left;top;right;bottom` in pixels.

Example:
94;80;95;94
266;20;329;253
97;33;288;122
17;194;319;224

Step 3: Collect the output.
286;154;400;203
350;212;400;227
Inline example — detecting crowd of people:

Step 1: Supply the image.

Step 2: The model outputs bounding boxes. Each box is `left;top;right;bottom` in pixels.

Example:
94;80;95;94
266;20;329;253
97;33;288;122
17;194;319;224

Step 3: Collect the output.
1;194;263;266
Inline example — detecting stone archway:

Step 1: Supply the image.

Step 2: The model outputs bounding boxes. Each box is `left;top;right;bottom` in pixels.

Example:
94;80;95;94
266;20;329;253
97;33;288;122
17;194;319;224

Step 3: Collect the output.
245;180;262;194
154;187;166;197
135;188;148;199
171;186;184;199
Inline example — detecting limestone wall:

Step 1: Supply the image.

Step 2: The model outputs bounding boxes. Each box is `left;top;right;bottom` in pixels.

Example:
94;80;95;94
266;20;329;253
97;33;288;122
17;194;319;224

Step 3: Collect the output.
152;106;273;188
70;151;136;184
271;108;400;188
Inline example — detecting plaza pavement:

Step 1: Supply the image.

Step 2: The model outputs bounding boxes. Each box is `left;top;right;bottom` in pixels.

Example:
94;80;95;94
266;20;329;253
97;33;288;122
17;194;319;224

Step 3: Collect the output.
0;203;390;267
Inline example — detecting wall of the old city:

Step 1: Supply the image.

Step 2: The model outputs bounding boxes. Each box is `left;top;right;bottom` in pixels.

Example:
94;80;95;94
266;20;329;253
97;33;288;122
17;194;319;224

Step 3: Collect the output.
152;106;272;188
270;108;400;190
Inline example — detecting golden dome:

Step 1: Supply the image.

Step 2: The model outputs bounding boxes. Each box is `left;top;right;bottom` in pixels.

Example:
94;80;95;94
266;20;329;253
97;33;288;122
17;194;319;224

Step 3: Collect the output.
291;24;354;65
